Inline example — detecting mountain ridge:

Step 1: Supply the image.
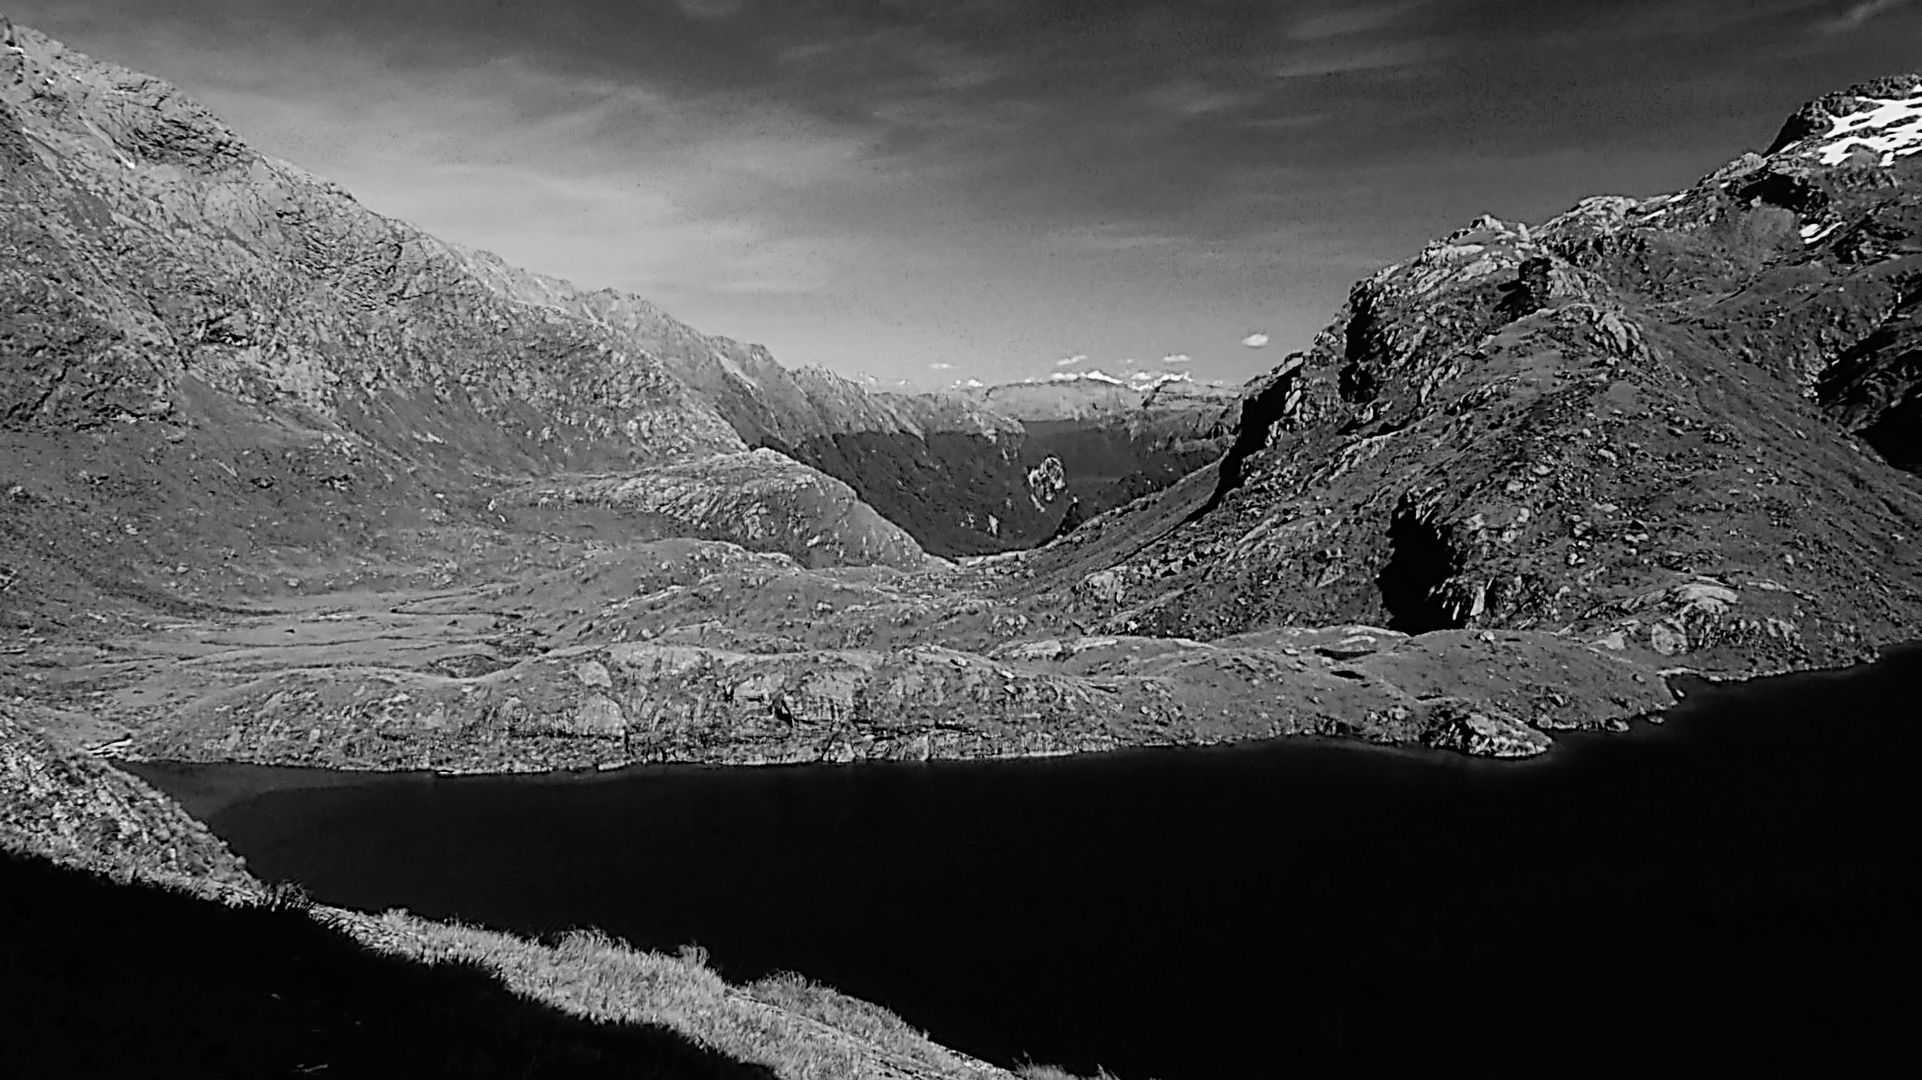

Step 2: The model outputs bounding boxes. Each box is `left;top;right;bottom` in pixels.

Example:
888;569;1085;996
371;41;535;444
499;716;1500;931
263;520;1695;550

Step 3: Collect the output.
1025;73;1922;679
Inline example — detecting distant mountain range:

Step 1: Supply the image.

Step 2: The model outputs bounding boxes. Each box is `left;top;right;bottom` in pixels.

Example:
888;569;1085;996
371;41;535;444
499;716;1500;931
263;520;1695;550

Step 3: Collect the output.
962;369;1237;420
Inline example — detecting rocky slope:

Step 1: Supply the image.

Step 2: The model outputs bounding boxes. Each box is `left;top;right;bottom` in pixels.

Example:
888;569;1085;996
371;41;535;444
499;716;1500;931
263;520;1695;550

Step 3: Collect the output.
1025;75;1922;681
0;21;972;615
488;275;1073;555
0;700;252;894
0;22;1194;567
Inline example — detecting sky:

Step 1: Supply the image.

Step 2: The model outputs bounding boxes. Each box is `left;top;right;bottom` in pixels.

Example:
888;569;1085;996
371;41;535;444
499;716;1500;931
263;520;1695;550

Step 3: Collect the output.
9;1;1922;389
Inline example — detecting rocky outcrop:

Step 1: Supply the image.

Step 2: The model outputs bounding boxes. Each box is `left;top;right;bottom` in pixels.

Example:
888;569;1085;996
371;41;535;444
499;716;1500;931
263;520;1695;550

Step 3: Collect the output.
1025;79;1922;680
505;449;932;571
0;703;252;893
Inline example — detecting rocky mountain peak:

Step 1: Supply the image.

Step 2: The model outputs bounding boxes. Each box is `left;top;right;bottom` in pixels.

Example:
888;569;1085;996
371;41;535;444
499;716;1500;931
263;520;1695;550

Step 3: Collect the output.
1026;73;1922;676
1764;73;1922;160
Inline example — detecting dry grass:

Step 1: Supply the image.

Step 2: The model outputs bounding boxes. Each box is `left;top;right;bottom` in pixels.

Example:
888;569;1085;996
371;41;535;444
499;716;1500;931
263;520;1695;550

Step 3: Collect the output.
1;707;1020;1077
319;908;1017;1080
1014;1064;1126;1080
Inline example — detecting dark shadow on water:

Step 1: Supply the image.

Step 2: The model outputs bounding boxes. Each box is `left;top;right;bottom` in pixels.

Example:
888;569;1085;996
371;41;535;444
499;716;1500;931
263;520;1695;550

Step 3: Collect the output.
132;644;1922;1078
0;851;772;1079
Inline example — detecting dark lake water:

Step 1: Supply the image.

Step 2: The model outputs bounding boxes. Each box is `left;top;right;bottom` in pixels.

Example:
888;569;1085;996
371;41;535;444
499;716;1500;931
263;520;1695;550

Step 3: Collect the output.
129;647;1922;1077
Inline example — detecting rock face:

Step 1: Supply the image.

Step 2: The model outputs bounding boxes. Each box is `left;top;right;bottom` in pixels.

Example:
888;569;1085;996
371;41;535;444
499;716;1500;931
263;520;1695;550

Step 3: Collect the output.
1028;77;1922;679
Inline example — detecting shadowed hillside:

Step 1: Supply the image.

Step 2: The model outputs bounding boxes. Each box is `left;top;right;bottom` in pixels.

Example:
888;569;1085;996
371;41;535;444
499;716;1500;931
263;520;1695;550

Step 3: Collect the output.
0;851;774;1080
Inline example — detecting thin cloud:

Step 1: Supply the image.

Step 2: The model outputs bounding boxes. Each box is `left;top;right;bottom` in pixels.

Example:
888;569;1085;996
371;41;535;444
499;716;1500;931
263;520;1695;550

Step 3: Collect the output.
1162;353;1192;363
1144;79;1254;118
1055;353;1088;367
21;0;1912;390
54;23;879;302
1048;225;1185;253
1287;2;1428;41
1242;333;1271;348
1819;0;1917;32
1272;41;1433;80
928;361;955;370
674;0;744;19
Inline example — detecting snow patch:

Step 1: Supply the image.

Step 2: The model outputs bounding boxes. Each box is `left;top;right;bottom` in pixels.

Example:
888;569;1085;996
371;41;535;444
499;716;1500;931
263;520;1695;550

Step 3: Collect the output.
1128;371;1193;391
1813;92;1922;167
1048;370;1126;385
1800;221;1841;244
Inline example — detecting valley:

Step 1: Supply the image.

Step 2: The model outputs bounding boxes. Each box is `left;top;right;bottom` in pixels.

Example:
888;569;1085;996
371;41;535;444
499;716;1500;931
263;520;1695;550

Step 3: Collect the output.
3;15;1921;1078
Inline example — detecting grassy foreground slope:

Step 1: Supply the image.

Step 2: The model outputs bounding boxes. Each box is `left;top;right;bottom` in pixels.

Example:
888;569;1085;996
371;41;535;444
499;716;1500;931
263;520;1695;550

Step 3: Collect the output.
0;851;776;1080
0;706;1023;1079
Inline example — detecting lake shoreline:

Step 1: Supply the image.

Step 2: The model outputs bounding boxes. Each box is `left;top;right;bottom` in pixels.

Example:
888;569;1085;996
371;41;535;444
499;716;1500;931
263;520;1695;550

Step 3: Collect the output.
142;639;1921;1080
117;637;1922;809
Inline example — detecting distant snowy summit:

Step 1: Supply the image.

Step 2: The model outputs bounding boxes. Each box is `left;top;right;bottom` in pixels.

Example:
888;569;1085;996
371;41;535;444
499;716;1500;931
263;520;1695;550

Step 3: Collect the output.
1043;369;1193;389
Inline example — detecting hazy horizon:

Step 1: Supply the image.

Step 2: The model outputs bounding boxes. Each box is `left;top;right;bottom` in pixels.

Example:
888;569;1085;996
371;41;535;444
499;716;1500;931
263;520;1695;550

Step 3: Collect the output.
10;0;1919;389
